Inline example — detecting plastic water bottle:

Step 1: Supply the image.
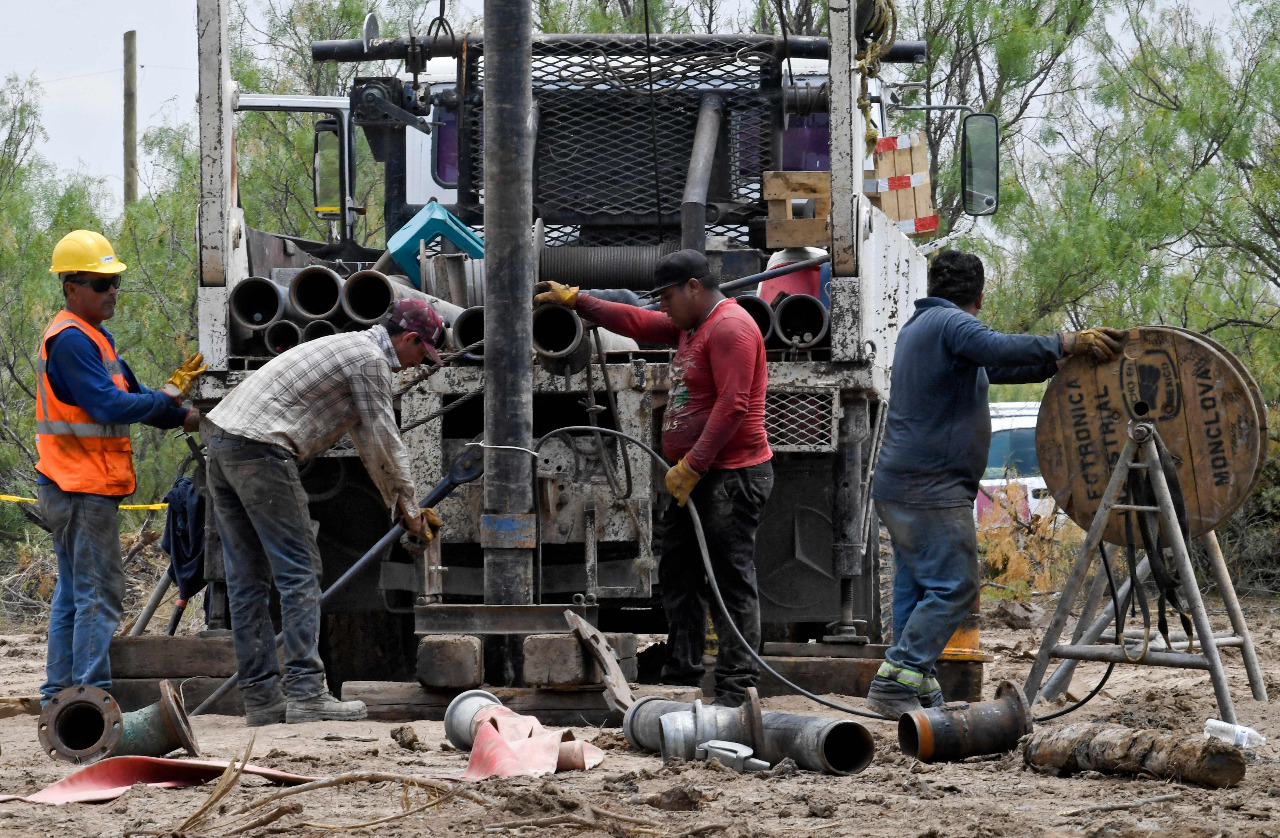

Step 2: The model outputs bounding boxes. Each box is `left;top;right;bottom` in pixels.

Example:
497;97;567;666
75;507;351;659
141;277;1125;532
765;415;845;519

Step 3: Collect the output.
1204;719;1266;748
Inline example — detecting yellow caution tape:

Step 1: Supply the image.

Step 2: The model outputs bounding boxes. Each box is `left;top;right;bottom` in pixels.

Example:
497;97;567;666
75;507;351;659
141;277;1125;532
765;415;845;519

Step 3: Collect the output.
1;494;167;510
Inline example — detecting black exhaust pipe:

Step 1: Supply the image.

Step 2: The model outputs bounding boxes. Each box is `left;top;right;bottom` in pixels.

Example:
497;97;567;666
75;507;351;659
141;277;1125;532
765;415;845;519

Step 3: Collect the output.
451;306;485;361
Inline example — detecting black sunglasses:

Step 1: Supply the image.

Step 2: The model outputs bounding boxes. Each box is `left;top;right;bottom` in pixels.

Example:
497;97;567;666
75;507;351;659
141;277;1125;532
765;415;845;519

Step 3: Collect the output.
69;275;121;293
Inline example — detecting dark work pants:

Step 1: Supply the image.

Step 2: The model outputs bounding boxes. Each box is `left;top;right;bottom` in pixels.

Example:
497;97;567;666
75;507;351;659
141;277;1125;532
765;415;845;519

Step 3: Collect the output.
658;460;773;700
206;434;327;708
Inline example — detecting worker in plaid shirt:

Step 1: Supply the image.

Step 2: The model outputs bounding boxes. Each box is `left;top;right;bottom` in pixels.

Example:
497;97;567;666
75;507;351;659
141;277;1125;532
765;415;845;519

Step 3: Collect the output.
205;299;446;726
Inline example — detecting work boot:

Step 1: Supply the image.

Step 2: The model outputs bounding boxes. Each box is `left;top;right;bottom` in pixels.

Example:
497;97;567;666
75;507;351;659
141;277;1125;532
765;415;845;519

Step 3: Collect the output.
918;676;944;709
865;675;923;720
286;690;367;723
244;697;287;727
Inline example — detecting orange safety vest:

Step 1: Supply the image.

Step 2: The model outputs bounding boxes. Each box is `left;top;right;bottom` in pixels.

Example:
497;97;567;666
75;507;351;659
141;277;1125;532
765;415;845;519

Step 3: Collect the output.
35;311;136;496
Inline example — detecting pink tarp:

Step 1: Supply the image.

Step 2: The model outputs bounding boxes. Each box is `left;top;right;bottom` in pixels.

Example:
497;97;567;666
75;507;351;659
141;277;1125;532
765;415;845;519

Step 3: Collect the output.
461;705;605;780
0;756;317;806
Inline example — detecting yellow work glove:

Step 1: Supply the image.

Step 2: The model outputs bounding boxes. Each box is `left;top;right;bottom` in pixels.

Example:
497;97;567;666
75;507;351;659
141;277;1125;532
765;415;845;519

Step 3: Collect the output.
1062;327;1126;362
664;458;701;508
403;505;444;543
533;280;579;309
162;352;208;399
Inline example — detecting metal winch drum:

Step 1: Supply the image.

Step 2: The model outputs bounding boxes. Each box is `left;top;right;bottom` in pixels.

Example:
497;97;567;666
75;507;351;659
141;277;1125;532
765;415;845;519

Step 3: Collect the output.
1036;326;1265;544
38;680;200;764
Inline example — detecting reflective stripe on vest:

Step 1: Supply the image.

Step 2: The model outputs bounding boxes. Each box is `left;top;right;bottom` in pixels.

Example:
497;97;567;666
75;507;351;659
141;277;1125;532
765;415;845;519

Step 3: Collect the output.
35;311;136;496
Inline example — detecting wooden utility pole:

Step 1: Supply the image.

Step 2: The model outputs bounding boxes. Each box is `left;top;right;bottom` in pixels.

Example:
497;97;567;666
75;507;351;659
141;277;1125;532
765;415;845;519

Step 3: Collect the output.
123;30;137;205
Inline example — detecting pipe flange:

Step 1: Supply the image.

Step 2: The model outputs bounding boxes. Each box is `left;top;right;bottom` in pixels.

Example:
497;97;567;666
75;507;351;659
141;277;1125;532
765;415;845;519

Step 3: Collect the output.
741;687;765;751
444;689;501;750
38;685;124;764
622;694;661;750
994;679;1034;737
158;680;202;758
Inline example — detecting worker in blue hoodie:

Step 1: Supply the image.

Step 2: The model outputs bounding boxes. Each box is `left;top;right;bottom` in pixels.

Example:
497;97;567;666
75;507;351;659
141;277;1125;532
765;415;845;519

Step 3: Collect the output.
866;250;1125;719
36;229;205;704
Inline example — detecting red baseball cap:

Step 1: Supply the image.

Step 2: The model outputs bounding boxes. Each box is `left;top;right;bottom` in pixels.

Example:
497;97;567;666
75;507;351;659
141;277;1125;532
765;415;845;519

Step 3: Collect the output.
390;298;445;365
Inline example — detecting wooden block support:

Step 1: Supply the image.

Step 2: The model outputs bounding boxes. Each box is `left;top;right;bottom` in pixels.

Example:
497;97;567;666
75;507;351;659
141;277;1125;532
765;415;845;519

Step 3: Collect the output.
523;633;638;687
701;653;983;703
112;678;244;716
763;171;832;248
341;681;701;726
111;635;241;679
416;634;483;689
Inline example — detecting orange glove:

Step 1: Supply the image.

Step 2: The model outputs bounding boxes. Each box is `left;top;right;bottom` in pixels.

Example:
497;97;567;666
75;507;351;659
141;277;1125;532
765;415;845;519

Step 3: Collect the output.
533;280;579;308
1062;328;1126;362
664;458;701;507
162;352;208;399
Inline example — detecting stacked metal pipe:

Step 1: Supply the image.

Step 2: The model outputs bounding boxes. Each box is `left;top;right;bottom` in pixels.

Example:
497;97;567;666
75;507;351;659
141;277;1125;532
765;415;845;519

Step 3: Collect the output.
622;695;874;775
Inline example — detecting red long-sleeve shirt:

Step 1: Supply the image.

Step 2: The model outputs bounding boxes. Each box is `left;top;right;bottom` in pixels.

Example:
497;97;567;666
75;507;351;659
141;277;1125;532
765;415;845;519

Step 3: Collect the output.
576;295;772;473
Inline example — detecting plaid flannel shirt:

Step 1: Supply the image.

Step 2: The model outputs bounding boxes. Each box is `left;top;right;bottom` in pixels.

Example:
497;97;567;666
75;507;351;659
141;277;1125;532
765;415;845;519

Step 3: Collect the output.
207;325;419;521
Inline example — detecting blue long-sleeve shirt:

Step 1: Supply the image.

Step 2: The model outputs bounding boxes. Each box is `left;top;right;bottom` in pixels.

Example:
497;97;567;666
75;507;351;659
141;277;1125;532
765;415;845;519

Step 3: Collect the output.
37;324;189;486
871;298;1063;508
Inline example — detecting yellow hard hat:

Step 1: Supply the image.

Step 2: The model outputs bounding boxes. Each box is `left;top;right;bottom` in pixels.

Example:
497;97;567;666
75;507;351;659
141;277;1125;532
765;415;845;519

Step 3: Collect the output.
49;230;127;275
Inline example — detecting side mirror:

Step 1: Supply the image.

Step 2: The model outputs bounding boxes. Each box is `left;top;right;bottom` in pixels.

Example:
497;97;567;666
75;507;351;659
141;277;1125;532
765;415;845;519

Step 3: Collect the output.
313;118;342;219
960;113;999;216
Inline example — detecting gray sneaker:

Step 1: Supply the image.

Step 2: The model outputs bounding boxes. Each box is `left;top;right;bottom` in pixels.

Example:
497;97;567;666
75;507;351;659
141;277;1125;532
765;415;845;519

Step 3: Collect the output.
286;691;367;723
245;697;287;727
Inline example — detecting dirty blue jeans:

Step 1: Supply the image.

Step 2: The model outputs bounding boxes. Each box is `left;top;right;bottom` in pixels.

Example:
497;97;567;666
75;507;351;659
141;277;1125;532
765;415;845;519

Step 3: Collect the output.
39;484;125;704
658;460;773;701
206;433;326;709
874;499;980;687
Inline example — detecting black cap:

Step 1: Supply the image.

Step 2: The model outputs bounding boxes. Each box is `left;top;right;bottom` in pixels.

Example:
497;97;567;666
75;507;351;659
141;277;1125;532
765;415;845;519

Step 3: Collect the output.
643;249;711;298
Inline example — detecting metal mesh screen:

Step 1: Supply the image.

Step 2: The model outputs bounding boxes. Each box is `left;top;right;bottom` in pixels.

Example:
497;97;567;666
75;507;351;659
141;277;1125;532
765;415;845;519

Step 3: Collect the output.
460;37;778;234
765;389;839;452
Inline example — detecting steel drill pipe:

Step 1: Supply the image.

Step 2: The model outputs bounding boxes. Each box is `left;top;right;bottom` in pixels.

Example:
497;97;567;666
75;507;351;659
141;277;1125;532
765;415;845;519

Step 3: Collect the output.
622;696;694;752
289;265;345;321
444;689;503;750
733;295;775;344
264;319;302;356
532;304;591;373
681;93;724;252
228;276;285;332
451;306;486;361
773;293;830;349
757;711;875;775
341;269;468;325
898;680;1033;763
302;319;338;342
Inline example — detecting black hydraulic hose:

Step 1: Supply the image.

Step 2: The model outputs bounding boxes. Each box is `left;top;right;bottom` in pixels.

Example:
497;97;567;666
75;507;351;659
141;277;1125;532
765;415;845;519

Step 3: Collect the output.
535;426;886;720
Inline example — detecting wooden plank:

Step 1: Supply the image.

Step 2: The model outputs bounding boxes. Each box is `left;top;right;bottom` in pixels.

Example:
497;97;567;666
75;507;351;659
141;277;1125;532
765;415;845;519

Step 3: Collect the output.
112;678;244;716
767;198;792;221
762;170;831;200
892;147;916;220
874;145;899;220
742;657;983;703
765;217;831;248
342;682;700;725
910;133;933;221
111;635;239;679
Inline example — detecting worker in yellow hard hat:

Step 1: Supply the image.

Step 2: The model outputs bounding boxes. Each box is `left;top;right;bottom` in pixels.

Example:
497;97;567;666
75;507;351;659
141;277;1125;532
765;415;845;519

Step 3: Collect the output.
37;229;207;705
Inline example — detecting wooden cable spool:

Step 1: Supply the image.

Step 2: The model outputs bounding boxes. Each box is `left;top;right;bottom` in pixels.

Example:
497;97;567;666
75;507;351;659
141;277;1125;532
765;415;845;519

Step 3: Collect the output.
1036;326;1264;545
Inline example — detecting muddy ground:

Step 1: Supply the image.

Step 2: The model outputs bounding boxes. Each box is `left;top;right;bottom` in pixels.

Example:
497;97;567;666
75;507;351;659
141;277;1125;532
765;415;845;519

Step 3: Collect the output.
0;601;1277;838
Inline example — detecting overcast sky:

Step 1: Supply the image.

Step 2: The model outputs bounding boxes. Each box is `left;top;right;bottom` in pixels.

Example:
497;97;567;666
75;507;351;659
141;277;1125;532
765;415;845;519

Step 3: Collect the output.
0;0;1233;215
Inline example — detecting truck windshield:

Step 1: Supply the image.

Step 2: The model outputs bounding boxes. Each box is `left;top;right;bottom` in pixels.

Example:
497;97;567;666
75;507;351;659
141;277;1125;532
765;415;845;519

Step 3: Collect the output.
985;427;1039;479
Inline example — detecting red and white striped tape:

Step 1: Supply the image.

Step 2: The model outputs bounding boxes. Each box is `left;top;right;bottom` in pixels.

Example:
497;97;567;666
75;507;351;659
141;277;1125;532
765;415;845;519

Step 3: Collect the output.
864;172;927;194
897;215;940;235
873;133;919;153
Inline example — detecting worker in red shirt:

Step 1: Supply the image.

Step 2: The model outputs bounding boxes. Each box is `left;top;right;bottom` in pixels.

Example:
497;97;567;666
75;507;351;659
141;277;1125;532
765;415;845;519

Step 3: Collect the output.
535;249;773;706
